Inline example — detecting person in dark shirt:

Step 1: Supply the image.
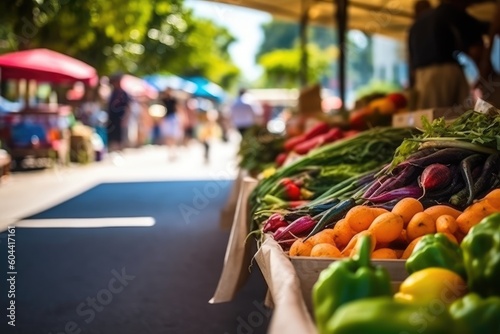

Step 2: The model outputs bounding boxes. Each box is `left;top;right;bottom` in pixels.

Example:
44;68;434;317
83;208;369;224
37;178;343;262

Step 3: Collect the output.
409;0;432;88
160;87;183;161
408;0;488;109
107;73;130;152
477;0;500;107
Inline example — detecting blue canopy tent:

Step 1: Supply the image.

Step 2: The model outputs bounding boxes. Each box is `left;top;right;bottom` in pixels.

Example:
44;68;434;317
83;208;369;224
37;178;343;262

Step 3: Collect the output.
184;76;226;104
144;74;226;104
143;74;197;94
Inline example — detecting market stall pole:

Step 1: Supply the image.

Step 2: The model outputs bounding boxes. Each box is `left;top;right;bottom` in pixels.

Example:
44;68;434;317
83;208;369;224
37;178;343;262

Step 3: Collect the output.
299;1;310;87
336;0;347;112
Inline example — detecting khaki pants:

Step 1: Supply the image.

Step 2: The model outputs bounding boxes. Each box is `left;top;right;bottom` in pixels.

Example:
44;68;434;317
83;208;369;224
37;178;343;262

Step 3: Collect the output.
415;63;471;109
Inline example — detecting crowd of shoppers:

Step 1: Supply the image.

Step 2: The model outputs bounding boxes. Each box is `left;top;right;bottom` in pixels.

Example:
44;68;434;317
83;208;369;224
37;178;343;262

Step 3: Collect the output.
73;76;265;164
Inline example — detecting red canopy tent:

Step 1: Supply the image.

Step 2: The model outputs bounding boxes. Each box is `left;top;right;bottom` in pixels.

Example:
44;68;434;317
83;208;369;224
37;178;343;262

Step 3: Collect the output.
0;48;98;86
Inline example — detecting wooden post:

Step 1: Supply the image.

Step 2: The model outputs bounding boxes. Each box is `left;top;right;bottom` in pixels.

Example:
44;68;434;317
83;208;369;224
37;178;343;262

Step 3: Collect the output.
299;0;310;88
336;0;348;112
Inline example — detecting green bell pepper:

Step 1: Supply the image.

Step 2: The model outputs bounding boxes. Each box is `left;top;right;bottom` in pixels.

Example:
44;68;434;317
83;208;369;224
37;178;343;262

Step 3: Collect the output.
312;235;392;334
406;232;466;278
461;213;500;297
327;296;455;334
449;293;500;334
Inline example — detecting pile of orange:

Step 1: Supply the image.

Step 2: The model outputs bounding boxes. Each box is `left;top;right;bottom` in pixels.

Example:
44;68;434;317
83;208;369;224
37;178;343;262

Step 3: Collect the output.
288;188;500;259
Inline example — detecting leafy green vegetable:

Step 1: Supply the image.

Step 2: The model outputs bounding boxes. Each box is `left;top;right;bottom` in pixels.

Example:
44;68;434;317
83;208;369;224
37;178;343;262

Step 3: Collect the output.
249;127;413;231
390;110;500;169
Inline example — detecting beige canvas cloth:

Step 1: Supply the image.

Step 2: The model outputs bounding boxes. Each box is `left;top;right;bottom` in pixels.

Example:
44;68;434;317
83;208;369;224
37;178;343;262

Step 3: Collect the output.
210;176;258;303
219;169;247;230
255;237;318;334
414;63;471;110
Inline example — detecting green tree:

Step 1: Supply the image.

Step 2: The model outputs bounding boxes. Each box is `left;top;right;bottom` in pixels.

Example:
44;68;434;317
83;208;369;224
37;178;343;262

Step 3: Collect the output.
256;20;299;59
258;44;332;88
256;20;337;60
0;0;239;88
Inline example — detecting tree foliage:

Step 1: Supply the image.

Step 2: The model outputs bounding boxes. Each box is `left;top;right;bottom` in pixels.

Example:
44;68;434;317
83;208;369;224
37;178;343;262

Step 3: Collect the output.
0;0;239;88
256;19;374;92
258;44;333;88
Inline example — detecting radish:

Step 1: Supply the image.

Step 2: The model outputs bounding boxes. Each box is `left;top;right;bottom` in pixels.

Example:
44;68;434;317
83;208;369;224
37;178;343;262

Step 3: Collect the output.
263;213;287;233
420;163;452;192
273;215;316;241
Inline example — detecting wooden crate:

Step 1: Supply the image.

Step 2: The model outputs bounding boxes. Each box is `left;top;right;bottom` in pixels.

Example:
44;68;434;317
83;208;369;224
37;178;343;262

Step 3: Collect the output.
290;256;407;312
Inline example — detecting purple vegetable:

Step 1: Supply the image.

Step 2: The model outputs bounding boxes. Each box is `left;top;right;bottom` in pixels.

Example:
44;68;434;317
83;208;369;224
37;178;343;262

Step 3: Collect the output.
404;148;475;168
273;215;316;241
365;185;423;203
363;175;389;199
367;166;420;199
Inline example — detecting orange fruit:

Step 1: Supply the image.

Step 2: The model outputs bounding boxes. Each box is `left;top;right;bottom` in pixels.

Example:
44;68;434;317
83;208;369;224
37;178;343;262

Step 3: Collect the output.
407;212;436;242
310;243;342;258
372;248;398;259
289;238;314;257
368;212;404;243
345;205;378;232
392;198;424;226
332;218;355;250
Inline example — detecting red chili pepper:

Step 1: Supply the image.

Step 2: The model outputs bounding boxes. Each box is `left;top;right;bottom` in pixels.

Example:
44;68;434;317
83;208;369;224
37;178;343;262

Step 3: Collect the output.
303;121;330;140
292;135;324;155
283;134;307;151
323;127;344;143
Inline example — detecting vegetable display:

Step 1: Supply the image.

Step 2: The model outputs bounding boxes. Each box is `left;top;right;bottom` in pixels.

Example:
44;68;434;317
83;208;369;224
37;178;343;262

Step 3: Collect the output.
237;125;285;176
255;110;500;255
363;110;500;210
326;297;455;334
312;235;392;334
250;126;413;234
449;293;500;334
461;212;500;297
244;106;500;332
311;213;500;334
405;232;466;278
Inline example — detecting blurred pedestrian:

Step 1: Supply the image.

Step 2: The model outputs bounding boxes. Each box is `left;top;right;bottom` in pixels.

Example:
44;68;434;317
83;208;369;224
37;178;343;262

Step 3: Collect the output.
408;0;488;109
181;96;198;146
229;88;262;137
107;73;131;152
160;87;183;160
197;109;221;163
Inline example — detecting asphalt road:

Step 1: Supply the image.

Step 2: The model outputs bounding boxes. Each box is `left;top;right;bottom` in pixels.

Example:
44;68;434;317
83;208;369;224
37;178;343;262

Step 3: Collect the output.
0;142;270;334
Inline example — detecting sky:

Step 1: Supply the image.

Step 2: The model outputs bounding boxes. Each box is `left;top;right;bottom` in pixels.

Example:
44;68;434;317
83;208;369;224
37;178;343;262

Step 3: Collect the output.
184;0;272;82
